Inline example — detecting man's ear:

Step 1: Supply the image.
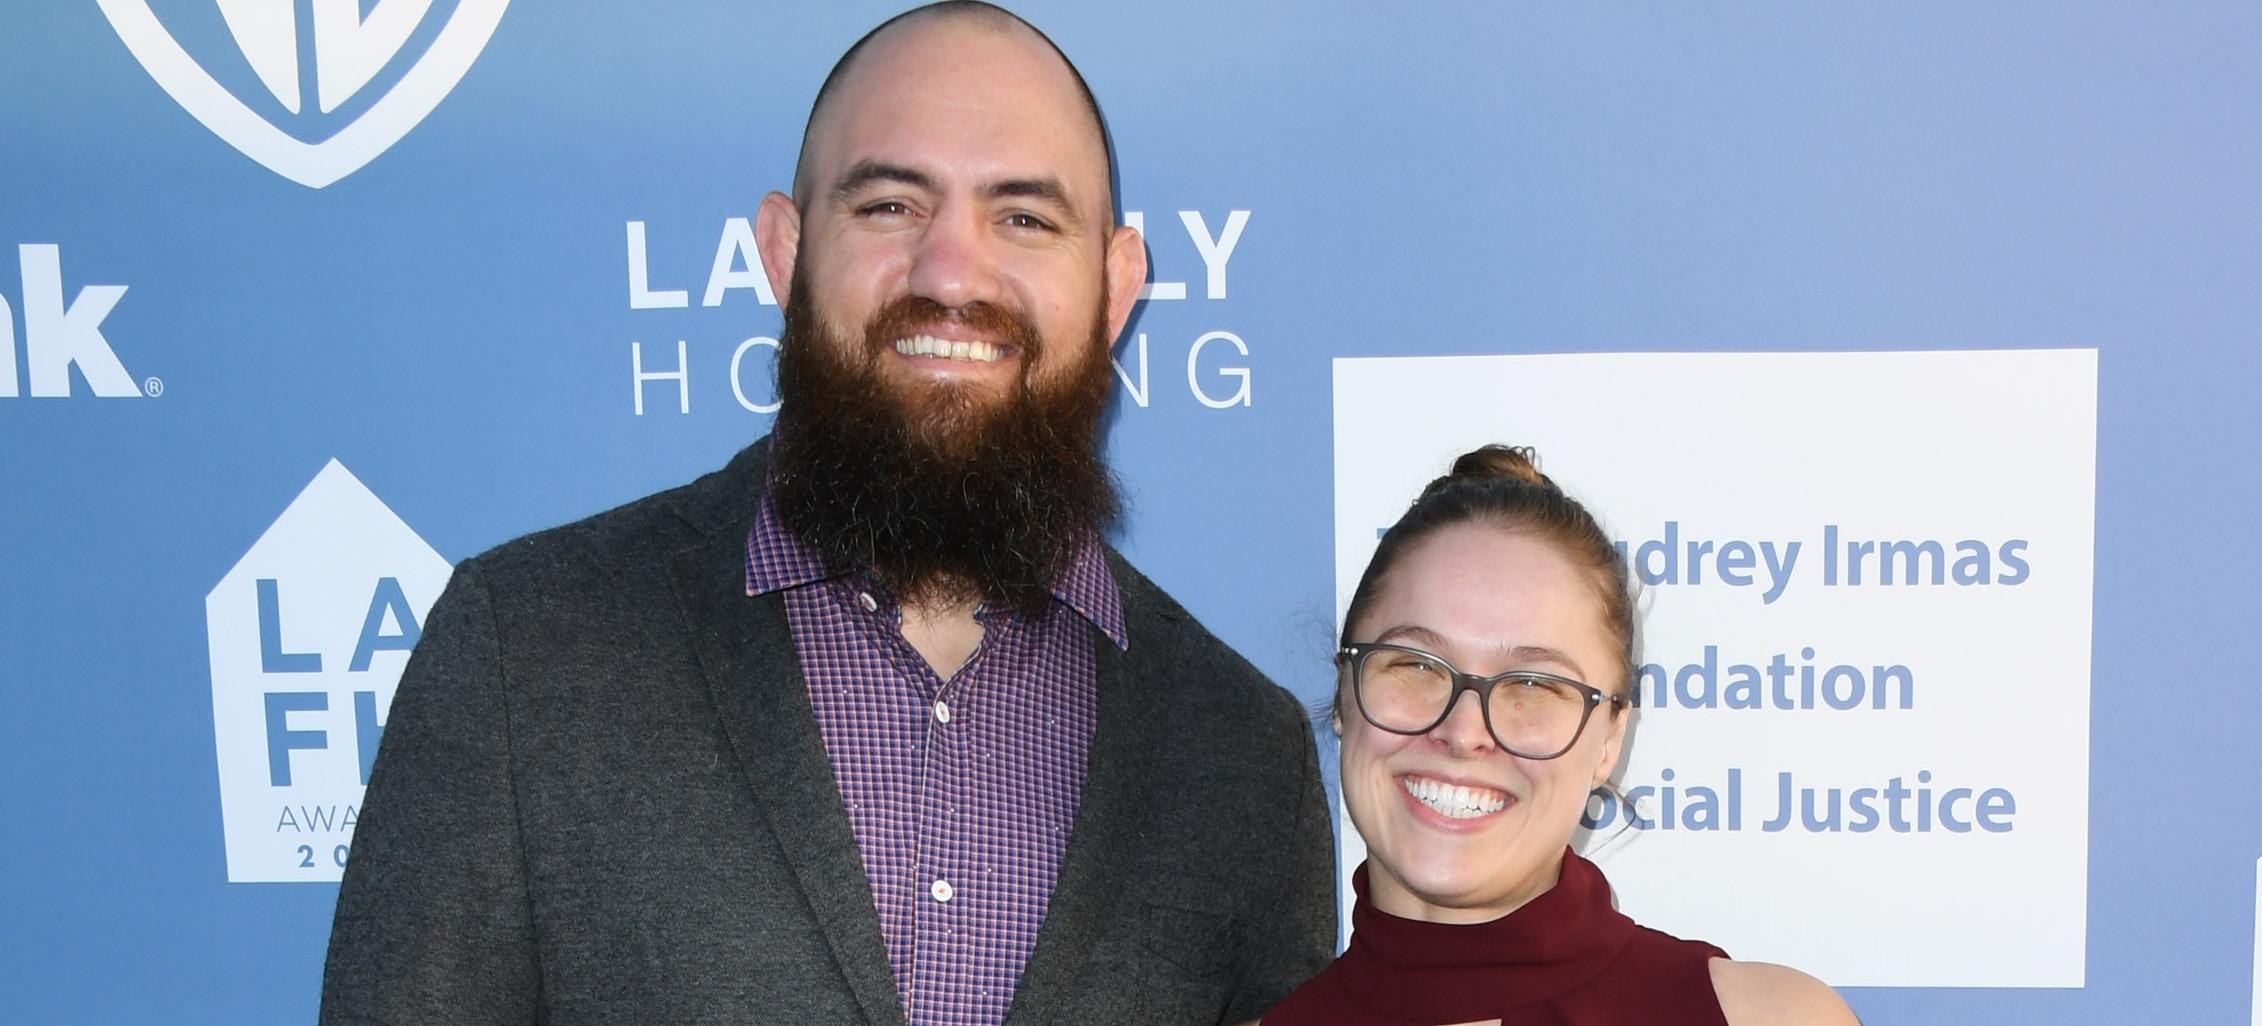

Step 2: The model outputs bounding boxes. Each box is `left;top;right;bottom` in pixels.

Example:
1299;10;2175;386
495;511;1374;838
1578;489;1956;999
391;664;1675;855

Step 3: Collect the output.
756;191;802;309
1100;222;1148;342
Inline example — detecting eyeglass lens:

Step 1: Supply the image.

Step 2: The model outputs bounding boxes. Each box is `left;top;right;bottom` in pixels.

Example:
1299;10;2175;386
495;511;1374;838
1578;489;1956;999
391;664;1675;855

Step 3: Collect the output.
1354;646;1590;756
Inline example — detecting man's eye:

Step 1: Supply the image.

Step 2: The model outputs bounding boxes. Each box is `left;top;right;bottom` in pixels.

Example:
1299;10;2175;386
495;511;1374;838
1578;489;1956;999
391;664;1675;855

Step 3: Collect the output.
859;201;913;217
1004;212;1055;231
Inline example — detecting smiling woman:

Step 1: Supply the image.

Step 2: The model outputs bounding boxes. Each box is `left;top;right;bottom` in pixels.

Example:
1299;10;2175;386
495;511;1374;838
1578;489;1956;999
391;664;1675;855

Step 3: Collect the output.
1262;446;1859;1026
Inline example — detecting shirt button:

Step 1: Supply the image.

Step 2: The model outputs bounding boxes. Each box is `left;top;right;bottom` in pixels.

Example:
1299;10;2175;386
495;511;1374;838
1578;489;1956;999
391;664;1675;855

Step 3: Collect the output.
858;591;879;612
933;701;952;724
930;878;955;903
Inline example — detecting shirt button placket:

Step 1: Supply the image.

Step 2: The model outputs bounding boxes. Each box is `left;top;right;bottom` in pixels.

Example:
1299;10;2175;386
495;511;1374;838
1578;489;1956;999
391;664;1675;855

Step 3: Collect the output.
912;625;955;1024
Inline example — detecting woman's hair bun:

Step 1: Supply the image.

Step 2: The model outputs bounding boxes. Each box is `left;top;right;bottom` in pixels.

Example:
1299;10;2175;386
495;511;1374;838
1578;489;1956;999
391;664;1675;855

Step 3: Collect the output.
1349;440;1633;683
1447;444;1555;490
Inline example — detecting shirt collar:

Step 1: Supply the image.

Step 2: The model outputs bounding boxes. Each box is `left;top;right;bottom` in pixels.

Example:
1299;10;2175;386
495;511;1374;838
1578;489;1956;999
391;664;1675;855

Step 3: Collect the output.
744;491;1128;650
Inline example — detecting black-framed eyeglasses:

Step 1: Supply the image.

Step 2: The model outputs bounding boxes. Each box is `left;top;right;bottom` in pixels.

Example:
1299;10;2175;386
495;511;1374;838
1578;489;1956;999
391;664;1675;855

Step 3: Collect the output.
1336;642;1628;760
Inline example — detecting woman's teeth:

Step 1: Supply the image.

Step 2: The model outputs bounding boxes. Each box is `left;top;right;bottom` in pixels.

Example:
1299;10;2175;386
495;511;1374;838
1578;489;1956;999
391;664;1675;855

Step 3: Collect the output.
894;335;1006;363
1402;776;1510;819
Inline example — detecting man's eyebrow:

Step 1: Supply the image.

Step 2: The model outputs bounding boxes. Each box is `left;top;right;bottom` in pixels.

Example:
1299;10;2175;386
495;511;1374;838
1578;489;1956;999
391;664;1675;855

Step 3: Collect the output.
831;160;934;201
988;176;1072;206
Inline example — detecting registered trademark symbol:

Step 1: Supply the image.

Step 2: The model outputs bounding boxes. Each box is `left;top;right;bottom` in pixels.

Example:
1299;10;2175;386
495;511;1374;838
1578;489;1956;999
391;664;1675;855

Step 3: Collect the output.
144;376;164;397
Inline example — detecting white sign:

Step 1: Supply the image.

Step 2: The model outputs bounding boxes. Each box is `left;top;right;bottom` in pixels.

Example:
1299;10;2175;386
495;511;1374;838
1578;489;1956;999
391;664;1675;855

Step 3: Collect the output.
206;460;452;882
1332;350;2096;987
99;0;510;188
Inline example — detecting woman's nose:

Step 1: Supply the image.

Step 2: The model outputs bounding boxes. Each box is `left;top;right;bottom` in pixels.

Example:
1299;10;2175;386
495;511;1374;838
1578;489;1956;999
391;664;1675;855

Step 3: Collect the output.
1430;688;1498;756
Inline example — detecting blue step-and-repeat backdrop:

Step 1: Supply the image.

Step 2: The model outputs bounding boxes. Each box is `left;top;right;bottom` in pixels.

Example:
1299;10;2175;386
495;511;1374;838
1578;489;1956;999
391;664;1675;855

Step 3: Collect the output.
5;2;2259;1023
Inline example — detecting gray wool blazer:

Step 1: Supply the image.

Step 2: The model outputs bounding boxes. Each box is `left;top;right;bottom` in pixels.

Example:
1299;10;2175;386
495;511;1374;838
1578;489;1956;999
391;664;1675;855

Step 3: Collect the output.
319;441;1336;1026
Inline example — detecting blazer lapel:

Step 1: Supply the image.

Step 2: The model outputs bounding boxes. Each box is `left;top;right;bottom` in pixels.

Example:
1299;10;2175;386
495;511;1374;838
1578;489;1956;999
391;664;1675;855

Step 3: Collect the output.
668;518;906;1026
1004;622;1146;1025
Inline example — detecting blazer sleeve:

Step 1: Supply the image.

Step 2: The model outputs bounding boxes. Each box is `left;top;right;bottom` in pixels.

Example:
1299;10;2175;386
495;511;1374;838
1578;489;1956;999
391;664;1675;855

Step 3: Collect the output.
1221;691;1337;1024
318;561;541;1025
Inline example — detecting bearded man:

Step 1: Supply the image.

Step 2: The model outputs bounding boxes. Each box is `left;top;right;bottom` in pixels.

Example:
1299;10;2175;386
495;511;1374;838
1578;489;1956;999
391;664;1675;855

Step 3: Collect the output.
318;5;1335;1025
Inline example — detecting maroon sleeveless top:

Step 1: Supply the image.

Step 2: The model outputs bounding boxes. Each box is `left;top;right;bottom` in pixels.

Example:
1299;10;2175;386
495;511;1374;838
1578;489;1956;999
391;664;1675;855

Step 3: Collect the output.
1263;851;1730;1026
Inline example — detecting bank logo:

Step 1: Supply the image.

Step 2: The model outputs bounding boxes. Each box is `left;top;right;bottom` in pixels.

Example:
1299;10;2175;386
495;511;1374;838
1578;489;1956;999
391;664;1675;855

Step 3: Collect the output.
3;244;144;398
206;460;452;882
97;0;511;188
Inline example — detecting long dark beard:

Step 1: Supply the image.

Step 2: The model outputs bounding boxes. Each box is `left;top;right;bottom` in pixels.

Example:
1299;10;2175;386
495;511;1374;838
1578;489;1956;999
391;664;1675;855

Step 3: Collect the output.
767;279;1119;620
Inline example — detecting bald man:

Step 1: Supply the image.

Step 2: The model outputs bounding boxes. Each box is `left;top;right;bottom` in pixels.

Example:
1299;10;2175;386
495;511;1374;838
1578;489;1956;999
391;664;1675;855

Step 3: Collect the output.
317;5;1336;1025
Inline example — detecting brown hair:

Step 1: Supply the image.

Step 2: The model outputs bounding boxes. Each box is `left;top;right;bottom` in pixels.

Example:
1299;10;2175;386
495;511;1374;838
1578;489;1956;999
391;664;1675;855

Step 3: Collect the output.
1341;445;1638;695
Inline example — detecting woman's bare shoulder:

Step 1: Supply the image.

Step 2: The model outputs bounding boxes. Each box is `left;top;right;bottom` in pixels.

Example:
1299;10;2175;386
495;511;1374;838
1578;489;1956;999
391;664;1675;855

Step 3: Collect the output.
1708;958;1861;1026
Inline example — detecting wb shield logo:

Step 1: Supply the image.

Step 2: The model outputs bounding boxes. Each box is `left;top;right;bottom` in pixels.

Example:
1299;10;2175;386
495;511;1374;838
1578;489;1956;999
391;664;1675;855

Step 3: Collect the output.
97;0;511;188
207;460;452;881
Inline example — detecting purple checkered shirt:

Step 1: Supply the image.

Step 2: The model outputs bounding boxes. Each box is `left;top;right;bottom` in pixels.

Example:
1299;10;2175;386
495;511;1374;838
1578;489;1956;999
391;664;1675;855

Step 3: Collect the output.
744;496;1124;1026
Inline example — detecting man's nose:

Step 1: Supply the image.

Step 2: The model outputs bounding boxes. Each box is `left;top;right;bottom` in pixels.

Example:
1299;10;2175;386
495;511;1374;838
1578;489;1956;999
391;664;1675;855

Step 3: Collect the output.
905;204;1003;310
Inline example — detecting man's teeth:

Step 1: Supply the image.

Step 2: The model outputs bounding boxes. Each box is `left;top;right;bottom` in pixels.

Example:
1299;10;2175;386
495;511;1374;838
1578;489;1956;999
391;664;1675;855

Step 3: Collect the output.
1403;777;1509;819
894;335;1006;363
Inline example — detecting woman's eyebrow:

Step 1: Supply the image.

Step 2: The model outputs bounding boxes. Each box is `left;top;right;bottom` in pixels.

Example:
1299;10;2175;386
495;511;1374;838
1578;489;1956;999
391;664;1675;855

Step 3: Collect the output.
1499;644;1587;679
1370;623;1449;649
1368;625;1589;679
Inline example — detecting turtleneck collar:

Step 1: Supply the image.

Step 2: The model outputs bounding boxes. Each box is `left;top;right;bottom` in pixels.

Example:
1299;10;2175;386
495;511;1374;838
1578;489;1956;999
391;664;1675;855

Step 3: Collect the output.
1333;849;1637;1023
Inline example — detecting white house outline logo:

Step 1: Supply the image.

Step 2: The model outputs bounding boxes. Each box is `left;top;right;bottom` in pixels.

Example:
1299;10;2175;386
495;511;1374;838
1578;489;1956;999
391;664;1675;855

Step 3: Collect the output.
96;0;511;189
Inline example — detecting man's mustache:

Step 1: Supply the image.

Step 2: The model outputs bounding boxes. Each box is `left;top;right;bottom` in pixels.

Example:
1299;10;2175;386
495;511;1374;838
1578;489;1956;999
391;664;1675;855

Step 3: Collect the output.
862;295;1044;364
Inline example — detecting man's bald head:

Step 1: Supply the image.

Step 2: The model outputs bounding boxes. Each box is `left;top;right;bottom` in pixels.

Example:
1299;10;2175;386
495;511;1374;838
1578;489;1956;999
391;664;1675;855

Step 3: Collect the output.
788;2;1115;218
